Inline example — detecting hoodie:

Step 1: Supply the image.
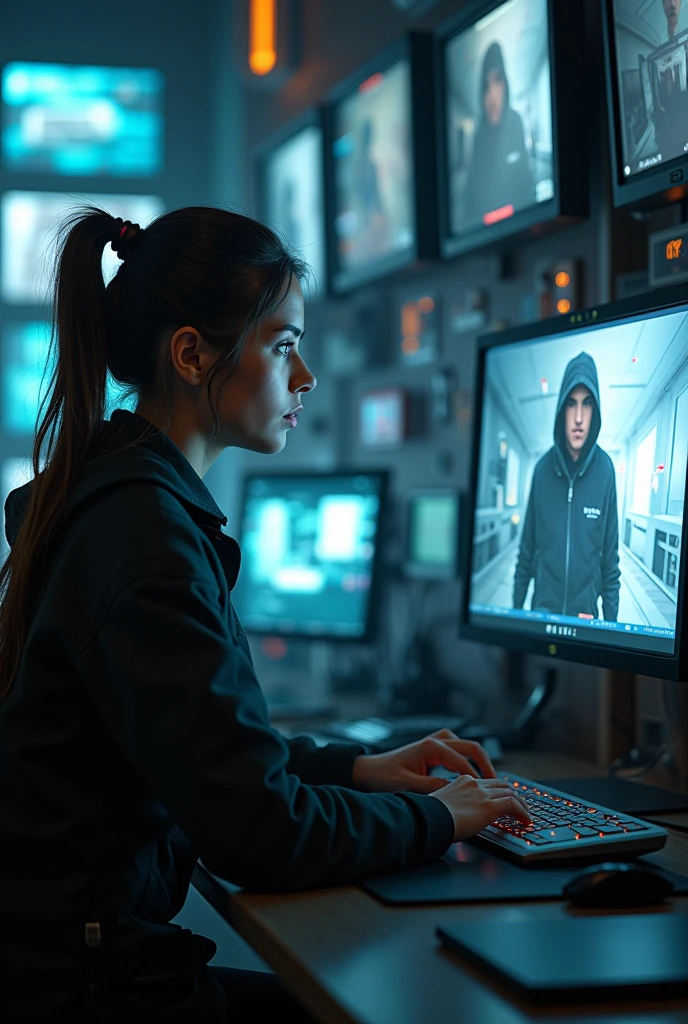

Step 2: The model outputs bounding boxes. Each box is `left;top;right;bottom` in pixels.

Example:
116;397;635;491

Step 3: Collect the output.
512;352;621;620
0;410;453;1022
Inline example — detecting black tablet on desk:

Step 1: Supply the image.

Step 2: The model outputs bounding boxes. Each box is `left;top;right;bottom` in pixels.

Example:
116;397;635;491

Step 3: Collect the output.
437;913;688;1003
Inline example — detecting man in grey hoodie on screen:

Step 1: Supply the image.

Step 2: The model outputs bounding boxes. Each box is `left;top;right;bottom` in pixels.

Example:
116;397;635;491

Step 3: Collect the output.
513;352;621;621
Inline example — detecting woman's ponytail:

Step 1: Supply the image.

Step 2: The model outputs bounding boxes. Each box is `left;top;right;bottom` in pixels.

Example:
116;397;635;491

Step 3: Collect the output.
0;208;117;698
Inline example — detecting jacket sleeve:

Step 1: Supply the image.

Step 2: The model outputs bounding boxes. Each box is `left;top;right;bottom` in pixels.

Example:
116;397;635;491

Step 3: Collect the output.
600;472;621;622
286;736;366;787
513;484;537;609
74;568;454;891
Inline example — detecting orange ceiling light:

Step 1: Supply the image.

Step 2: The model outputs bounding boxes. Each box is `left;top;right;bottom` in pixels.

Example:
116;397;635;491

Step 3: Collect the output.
249;0;277;76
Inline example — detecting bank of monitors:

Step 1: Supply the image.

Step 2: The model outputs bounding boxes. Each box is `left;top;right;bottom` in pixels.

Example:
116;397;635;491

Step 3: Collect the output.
604;0;688;208
233;471;388;641
406;489;461;580
462;286;688;679
324;33;438;293
1;191;164;304
257;112;327;298
437;0;587;259
1;62;164;177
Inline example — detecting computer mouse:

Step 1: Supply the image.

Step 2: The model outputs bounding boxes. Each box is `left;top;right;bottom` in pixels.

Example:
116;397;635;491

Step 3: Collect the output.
563;861;675;909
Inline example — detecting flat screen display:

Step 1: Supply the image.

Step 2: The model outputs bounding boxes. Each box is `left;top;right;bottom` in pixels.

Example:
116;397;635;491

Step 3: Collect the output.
467;304;687;658
611;0;688;179
1;322;137;435
407;491;459;578
263;123;326;296
331;58;415;274
2;62;164;176
233;473;386;639
443;0;554;239
1;191;164;304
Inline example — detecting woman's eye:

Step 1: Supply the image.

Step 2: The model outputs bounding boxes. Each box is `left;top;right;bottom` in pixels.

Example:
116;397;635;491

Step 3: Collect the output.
276;341;294;357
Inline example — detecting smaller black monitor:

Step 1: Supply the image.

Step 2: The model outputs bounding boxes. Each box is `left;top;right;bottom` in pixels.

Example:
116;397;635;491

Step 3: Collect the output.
256;111;327;298
324;33;438;293
437;0;587;259
461;285;688;680
603;0;688;209
233;471;388;641
405;488;460;579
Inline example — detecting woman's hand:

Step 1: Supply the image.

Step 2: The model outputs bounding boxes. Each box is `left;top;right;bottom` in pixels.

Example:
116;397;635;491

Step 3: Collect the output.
430;775;532;842
351;729;498;795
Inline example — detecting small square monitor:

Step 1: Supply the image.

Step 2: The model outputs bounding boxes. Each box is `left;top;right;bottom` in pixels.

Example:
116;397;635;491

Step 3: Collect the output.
406;489;460;579
604;0;688;208
325;34;438;292
259;114;326;298
1;191;164;304
2;62;164;177
437;0;586;258
232;471;388;641
462;287;688;680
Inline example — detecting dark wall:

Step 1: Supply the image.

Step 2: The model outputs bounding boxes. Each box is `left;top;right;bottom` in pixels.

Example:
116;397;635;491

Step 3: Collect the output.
233;0;663;759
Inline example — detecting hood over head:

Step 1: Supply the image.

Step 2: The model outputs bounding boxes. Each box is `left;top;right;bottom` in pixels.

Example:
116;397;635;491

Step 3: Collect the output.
554;350;601;468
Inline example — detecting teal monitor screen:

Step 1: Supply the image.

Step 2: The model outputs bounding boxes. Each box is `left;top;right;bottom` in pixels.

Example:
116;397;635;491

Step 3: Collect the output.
2;62;164;177
233;472;387;640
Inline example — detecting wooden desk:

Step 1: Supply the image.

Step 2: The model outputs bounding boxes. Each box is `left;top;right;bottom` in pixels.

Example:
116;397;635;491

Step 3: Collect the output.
193;753;688;1024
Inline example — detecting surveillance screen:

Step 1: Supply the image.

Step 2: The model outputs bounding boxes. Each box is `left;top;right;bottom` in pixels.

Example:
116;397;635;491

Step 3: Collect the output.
233;474;385;638
467;305;687;657
2;62;164;177
1;322;136;435
1;191;164;304
264;124;326;296
332;58;415;273
444;0;555;238
612;0;688;178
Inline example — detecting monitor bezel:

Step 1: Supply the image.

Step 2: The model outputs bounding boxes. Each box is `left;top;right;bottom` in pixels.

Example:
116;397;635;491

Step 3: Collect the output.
460;283;688;680
405;486;461;581
253;107;328;303
236;469;390;643
435;0;588;261
323;32;439;295
602;0;688;210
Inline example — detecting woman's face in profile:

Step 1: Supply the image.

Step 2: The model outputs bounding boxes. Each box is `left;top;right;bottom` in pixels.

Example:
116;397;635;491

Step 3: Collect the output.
484;70;506;126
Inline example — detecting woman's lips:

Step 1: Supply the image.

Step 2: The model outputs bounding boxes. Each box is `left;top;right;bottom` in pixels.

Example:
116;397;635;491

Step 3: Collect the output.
284;414;298;428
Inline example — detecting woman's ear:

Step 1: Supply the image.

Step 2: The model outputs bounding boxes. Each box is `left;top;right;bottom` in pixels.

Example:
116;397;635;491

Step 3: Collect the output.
169;327;208;387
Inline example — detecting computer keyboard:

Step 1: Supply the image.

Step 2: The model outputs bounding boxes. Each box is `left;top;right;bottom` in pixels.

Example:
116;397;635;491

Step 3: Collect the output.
474;773;668;864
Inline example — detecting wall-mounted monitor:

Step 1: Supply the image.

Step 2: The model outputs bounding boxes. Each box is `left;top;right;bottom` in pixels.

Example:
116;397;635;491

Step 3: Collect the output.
2;62;164;177
603;0;688;209
233;471;388;641
1;322;137;435
1;191;165;305
256;112;326;299
462;285;688;680
437;0;587;259
324;33;438;293
406;488;461;579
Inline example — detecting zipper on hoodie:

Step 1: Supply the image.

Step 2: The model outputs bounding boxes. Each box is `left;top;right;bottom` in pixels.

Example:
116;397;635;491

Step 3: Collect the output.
563;478;573;615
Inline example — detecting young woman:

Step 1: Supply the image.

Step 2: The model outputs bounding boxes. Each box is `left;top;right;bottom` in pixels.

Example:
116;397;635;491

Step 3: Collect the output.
0;206;530;1023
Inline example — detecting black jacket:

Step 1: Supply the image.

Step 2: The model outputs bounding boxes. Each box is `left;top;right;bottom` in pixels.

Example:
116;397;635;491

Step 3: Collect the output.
463;106;534;229
512;352;621;621
0;411;453;1021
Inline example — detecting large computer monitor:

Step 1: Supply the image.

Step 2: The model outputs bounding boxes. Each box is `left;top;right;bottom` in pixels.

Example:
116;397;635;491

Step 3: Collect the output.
604;0;688;209
256;111;326;299
462;286;688;680
324;33;438;293
436;0;587;259
232;471;388;641
405;488;461;580
1;62;164;177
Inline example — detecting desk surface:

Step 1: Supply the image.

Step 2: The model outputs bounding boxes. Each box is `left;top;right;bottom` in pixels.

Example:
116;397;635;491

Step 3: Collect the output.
194;752;688;1024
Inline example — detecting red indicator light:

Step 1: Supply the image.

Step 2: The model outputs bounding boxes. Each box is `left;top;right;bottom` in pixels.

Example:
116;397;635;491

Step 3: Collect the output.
483;204;514;226
359;72;384;93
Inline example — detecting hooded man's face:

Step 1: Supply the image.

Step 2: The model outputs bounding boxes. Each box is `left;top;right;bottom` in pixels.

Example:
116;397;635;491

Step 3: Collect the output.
664;0;681;37
565;384;593;461
484;69;506;125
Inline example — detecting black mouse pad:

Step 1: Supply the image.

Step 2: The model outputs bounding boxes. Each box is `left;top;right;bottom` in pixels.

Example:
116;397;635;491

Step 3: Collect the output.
437;913;688;1002
362;842;688;905
540;776;688;816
